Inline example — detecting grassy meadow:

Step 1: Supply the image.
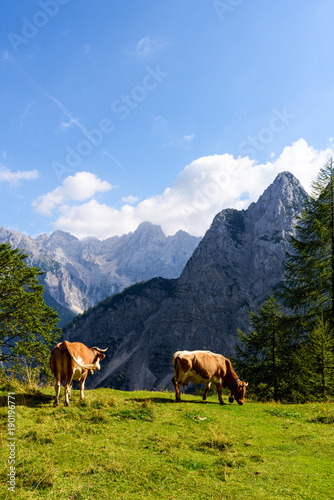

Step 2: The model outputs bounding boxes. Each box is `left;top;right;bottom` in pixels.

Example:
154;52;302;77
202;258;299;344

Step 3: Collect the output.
1;383;334;500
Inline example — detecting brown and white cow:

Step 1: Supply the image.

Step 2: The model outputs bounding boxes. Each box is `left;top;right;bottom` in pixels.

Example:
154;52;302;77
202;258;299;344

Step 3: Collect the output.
50;341;107;407
172;350;248;405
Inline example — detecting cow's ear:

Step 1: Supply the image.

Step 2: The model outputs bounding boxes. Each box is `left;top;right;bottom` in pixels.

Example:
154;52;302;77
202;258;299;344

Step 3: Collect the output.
98;353;106;360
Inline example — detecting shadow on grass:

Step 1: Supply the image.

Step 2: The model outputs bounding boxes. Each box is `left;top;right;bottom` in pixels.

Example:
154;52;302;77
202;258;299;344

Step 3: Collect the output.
0;392;53;408
128;396;233;406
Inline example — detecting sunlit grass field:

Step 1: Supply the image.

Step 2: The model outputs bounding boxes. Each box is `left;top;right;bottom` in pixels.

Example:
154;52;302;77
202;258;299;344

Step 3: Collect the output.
1;384;333;499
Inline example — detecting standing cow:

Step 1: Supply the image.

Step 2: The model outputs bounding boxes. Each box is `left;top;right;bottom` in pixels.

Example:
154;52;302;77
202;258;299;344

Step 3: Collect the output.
50;341;107;407
172;350;248;405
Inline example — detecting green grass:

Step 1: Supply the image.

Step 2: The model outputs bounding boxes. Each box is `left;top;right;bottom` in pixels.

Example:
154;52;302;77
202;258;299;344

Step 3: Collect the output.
0;386;334;499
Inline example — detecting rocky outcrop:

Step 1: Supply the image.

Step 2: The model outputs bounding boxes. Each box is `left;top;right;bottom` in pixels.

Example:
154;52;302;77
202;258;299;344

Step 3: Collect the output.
63;171;308;390
0;223;200;318
63;277;177;389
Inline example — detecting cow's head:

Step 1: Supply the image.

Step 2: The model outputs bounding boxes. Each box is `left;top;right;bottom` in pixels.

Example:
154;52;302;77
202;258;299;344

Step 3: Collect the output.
91;347;108;372
232;380;248;405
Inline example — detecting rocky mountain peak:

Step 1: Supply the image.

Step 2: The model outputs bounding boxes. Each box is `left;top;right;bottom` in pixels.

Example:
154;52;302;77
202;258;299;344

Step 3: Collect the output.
0;222;200;317
130;221;166;242
248;171;307;220
63;170;309;391
246;172;308;250
47;229;79;245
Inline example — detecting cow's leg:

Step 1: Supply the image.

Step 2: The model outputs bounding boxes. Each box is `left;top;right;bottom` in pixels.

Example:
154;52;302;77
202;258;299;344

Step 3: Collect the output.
79;372;88;400
215;382;225;405
202;382;211;401
64;385;70;406
79;379;85;400
64;375;73;407
53;379;61;407
172;376;181;402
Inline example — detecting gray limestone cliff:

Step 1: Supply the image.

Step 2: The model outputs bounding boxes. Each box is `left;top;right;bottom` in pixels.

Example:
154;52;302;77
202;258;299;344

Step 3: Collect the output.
0;223;200;321
63;171;308;390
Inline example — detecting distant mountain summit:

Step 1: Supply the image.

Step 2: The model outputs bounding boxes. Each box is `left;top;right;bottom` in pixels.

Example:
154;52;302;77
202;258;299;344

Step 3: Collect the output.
63;171;308;390
0;223;201;321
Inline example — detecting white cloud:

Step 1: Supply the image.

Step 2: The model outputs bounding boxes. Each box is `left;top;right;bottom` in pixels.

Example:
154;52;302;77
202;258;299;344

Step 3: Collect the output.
132;37;168;59
183;134;195;142
155;115;167;124
60;117;78;129
33;171;113;216
42;139;333;239
272;139;331;193
0;166;39;186
55;200;139;239
163;133;196;148
121;195;139;204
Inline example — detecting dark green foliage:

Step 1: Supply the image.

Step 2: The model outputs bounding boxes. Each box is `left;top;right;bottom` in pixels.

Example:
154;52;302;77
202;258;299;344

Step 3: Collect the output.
0;243;61;378
279;158;334;324
235;297;304;402
300;314;334;401
278;159;334;400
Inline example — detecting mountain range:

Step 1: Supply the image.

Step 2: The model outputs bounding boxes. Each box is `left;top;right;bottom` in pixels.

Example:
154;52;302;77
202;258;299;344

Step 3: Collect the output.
62;171;308;390
0;223;200;325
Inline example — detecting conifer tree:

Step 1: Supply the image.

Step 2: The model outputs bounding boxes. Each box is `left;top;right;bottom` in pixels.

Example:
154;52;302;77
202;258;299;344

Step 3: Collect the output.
235;296;295;401
301;314;334;401
280;158;334;325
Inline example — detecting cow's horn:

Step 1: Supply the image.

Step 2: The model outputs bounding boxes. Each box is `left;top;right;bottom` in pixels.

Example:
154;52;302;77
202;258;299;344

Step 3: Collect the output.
92;347;108;352
246;382;249;386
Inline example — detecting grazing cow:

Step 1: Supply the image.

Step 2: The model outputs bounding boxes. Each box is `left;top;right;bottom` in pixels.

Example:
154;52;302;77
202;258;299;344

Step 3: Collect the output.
172;350;248;405
50;341;108;407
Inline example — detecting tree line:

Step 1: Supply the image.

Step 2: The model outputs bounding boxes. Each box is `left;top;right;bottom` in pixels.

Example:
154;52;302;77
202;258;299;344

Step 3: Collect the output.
235;159;334;402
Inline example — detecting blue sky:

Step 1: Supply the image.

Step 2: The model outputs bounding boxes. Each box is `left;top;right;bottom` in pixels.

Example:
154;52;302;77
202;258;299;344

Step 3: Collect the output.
1;0;334;238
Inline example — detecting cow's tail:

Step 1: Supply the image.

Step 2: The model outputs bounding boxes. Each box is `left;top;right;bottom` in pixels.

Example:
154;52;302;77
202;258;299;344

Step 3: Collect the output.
173;354;181;382
63;341;101;371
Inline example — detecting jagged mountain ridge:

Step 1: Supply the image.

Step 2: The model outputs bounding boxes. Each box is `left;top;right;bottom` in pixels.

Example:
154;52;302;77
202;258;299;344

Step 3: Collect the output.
0;222;201;317
63;171;308;390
